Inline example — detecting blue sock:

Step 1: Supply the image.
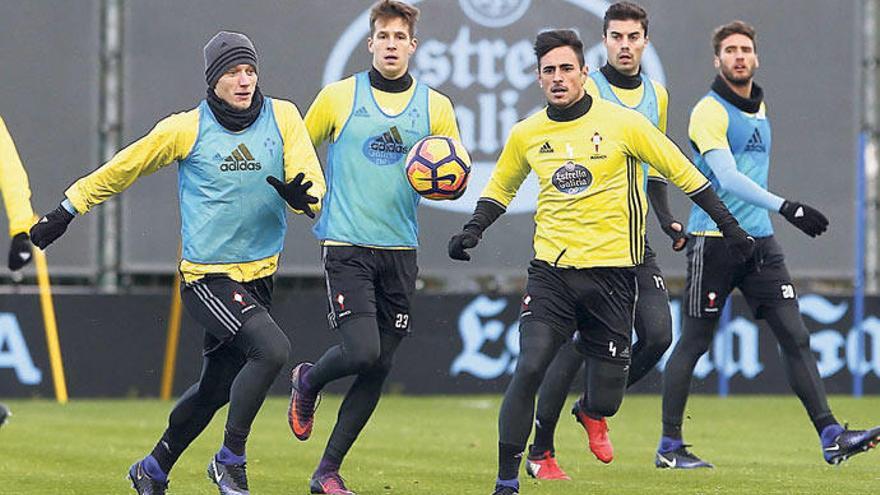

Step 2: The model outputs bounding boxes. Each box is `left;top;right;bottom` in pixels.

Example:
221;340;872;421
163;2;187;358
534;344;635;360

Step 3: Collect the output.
658;436;684;454
820;423;844;446
142;455;167;482
495;477;519;490
216;445;246;465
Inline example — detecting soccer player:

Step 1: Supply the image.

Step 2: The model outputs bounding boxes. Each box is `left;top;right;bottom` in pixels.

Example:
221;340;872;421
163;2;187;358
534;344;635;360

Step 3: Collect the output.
447;29;753;495
287;1;461;494
29;31;324;495
524;2;685;478
657;20;880;469
1;114;36;272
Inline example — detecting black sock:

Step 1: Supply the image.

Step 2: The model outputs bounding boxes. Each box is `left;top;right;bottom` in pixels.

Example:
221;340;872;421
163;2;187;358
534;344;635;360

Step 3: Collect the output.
762;305;837;436
661;316;717;438
150;433;179;474
498;442;524;480
223;424;249;457
531;342;583;457
662;421;682;440
307;317;381;391
530;417;557;456
812;413;839;436
318;329;402;472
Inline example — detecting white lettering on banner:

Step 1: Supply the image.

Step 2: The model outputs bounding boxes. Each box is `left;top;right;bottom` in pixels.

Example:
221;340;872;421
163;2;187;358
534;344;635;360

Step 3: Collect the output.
800;294;849;324
811;330;846;378
848;317;880;377
714;318;764;379
324;0;666;214
801;294;850;378
450;294;880;383
0;313;42;385
450;296;520;379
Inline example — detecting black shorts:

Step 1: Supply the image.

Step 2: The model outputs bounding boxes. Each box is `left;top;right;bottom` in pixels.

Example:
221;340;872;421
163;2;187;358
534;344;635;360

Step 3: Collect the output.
638;242;668;297
322;245;418;335
181;274;273;355
684;235;798;319
521;260;637;364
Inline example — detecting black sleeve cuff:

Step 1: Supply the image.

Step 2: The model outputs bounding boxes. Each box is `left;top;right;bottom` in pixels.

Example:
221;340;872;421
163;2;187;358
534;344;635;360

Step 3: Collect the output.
463;198;506;236
689;186;737;231
647;180;675;227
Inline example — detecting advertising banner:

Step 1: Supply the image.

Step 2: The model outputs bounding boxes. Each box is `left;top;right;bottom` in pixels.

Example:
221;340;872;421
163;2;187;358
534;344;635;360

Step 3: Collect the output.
1;291;877;398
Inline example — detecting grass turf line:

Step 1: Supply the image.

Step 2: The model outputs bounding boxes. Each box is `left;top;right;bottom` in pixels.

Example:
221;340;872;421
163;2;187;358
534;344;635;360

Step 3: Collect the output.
0;395;877;494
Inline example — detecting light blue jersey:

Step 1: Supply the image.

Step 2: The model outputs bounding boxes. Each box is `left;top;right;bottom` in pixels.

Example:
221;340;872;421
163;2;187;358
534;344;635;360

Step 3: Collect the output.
314;71;430;247
589;71;659;126
179;98;286;263
687;91;773;237
590;70;658;191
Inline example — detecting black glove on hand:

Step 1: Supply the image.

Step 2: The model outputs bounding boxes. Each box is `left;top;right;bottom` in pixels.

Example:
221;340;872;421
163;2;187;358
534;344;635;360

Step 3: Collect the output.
719;222;755;263
267;173;319;219
30;204;74;250
7;233;33;271
779;200;828;238
662;221;688;251
448;229;481;261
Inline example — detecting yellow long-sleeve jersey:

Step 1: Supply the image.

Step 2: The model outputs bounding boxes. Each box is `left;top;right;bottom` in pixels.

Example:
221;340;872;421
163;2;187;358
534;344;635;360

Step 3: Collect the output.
0;115;36;237
481;96;709;268
65;98;324;283
305;75;461;145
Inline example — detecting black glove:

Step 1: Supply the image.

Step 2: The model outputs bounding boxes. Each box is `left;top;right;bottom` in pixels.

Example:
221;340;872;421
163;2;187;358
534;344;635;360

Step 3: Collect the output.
30;204;75;250
779;200;828;238
662;221;688;252
719;222;756;263
7;233;33;271
448;229;481;261
267;173;319;219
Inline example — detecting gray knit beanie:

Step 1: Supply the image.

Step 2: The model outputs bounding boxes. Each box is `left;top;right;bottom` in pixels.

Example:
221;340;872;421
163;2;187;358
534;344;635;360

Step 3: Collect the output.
204;31;258;87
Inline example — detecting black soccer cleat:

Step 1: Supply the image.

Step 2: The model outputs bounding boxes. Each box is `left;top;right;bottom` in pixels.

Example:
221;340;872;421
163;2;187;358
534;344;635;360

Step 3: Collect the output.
207;457;249;495
822;424;880;465
655;445;714;469
128;460;168;495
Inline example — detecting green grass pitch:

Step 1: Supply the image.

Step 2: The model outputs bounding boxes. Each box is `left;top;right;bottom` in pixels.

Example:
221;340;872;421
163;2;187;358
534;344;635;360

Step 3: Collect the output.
0;395;877;494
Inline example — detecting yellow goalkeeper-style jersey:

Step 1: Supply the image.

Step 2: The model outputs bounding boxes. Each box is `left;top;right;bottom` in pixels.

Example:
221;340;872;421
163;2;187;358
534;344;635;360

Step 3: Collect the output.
481;96;709;268
0;115;36;237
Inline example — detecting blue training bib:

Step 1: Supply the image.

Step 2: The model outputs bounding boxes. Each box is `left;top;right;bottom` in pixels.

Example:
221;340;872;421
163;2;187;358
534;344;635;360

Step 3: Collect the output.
687;92;773;237
179;98;287;263
314;71;431;247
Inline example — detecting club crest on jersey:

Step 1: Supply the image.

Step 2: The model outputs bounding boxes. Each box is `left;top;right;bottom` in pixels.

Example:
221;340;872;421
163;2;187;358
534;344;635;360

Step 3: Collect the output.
406;108;422;135
590;131;607;160
362;126;409;166
551;161;592;195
